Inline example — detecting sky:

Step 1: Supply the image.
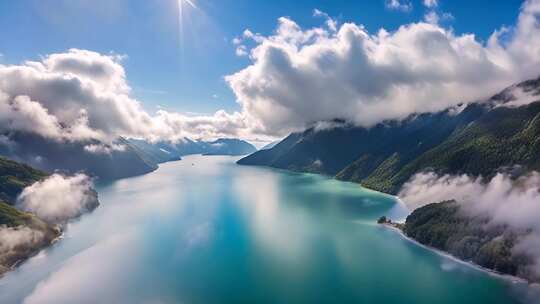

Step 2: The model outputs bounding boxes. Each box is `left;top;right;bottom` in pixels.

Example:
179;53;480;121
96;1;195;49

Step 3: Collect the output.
0;0;524;114
0;0;538;144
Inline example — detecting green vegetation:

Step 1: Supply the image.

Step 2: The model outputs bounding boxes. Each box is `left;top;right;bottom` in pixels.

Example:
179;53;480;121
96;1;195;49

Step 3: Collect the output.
0;157;48;204
0;200;33;227
401;201;535;281
0;158;59;276
377;216;389;224
239;78;540;195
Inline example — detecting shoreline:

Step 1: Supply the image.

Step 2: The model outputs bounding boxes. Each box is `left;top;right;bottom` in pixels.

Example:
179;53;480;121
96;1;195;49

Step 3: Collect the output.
241;163;534;287
1;227;63;278
379;223;529;285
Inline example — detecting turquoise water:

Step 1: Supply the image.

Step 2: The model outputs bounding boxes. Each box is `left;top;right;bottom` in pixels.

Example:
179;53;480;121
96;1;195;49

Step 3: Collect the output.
0;155;530;303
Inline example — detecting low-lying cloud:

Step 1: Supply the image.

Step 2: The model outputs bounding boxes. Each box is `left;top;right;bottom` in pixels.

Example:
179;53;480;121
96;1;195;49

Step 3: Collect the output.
17;174;99;224
399;171;540;278
0;226;45;256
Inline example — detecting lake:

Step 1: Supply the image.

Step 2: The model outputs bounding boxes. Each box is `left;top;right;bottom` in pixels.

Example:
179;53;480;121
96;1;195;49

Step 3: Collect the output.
0;155;530;303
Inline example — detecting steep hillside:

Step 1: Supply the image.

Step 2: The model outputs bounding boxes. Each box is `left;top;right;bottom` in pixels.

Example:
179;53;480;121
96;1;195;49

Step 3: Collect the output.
384;102;540;193
238;106;486;191
0;157;48;203
0;157;100;275
0;133;158;180
124;138;182;164
0;200;61;275
238;76;540;194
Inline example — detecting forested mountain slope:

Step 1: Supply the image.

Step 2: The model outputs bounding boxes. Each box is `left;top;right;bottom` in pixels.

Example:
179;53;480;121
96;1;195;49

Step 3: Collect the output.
238;76;540;194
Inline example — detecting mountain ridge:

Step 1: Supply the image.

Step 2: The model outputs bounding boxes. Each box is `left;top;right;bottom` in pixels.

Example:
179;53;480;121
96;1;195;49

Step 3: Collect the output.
238;76;540;194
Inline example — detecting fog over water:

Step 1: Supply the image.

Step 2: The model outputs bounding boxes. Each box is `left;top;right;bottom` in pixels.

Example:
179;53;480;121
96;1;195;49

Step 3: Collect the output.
0;156;533;304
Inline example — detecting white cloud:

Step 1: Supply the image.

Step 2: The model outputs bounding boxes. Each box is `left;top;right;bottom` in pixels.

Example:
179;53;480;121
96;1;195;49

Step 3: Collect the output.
232;37;242;45
0;226;45;255
83;143;126;154
2;1;540;144
399;171;540;278
235;45;248;57
313;9;337;32
17;173;99;224
424;11;454;25
226;0;540;136
385;0;413;12
496;84;540;108
0;49;251;143
423;0;438;8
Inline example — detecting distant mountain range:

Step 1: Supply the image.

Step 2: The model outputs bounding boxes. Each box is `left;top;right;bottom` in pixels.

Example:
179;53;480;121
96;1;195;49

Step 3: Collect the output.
238;76;540;195
127;137;257;162
0;133;256;180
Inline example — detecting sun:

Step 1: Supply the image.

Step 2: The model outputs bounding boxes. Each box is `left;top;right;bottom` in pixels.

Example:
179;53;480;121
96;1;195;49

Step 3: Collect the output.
179;0;197;9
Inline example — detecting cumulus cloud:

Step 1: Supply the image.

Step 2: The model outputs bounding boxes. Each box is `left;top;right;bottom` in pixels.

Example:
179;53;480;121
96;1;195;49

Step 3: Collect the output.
313;9;337;32
2;1;540;144
0;49;251;144
399;171;540;278
226;0;540;136
385;0;413;12
17;174;99;224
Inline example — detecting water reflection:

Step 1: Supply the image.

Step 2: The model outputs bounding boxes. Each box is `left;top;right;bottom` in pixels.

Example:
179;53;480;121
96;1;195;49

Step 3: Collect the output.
0;156;526;304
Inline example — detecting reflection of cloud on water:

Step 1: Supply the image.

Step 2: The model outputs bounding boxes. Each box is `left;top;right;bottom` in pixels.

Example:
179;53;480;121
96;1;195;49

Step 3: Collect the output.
233;168;310;261
174;222;214;259
233;168;330;263
184;222;213;248
441;260;459;272
23;230;141;304
385;197;410;222
231;166;397;274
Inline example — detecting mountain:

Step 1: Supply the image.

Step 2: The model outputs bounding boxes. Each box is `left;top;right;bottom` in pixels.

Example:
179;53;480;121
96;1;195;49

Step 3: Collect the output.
127;138;257;163
202;138;257;156
260;141;280;150
238;76;540;194
124;138;182;164
0;133;158;180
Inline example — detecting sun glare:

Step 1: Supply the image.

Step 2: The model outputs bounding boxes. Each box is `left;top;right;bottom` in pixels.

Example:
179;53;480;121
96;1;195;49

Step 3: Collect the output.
177;0;197;54
179;0;197;10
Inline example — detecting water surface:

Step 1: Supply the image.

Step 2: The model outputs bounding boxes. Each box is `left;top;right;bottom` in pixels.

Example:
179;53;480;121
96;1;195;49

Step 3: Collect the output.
0;156;528;303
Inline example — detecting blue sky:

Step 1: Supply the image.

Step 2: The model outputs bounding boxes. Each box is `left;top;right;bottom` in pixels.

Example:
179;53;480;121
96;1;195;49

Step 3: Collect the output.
0;0;524;116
